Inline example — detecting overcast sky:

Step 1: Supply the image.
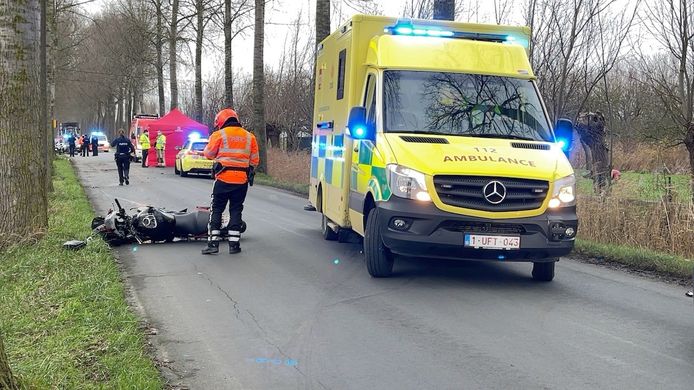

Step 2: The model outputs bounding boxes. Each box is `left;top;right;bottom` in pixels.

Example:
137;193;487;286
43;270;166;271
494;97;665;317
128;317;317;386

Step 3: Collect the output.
82;0;513;82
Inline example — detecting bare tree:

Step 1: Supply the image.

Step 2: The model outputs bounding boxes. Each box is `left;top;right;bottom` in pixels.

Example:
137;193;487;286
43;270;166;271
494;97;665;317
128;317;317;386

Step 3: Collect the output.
154;0;166;114
170;0;180;109
641;0;694;199
433;0;455;20
252;0;267;172
0;0;48;246
316;0;330;44
493;0;512;24
219;0;252;108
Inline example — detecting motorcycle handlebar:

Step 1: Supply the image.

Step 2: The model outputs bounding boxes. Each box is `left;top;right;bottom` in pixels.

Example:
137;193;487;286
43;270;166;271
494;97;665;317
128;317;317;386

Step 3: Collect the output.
114;198;125;214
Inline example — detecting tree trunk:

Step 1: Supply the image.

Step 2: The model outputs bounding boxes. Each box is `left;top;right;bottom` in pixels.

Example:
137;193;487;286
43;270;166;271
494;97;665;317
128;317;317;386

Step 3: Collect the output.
0;0;48;247
433;0;455;20
194;0;204;122
252;0;267;173
685;125;694;203
155;0;166;115
0;333;19;390
224;0;234;108
40;0;53;192
315;0;330;45
169;0;180;110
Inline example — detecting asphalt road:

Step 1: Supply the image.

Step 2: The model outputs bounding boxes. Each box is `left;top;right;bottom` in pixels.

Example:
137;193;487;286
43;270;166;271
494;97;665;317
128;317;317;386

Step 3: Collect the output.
73;154;694;390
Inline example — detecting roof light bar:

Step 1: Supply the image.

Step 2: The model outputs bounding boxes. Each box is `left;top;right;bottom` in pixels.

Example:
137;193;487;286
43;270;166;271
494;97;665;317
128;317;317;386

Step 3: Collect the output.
384;19;527;48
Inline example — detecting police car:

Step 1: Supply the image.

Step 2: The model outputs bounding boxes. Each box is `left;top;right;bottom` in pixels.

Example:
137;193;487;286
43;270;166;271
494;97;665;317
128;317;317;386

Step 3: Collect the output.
174;133;213;177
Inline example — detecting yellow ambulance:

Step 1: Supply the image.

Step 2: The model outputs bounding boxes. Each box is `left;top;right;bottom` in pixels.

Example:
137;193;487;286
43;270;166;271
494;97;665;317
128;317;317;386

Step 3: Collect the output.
309;15;577;281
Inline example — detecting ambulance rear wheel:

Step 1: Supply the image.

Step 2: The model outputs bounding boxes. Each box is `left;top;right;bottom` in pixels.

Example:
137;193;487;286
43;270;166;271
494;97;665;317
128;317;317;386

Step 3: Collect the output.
364;208;394;278
532;260;556;282
321;214;338;241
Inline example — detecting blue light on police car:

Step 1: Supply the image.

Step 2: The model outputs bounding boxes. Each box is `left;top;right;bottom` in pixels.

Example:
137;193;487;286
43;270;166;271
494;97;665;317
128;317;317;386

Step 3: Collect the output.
188;131;201;141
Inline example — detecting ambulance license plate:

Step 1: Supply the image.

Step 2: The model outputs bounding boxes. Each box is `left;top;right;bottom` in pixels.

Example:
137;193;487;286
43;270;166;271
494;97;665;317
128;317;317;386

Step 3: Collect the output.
464;234;520;250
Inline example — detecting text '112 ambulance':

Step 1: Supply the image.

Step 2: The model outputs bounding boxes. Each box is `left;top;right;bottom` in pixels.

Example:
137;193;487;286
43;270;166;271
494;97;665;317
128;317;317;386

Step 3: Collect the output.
309;15;577;282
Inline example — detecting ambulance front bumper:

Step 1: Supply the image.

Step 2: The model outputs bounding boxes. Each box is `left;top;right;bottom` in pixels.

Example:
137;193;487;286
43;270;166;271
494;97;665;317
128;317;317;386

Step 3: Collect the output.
376;196;577;262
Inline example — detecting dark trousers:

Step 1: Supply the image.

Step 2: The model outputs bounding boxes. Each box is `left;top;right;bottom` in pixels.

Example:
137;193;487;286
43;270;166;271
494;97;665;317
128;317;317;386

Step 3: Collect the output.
141;149;149;167
208;183;248;240
69;145;76;156
92;143;98;156
81;144;90;156
115;156;131;184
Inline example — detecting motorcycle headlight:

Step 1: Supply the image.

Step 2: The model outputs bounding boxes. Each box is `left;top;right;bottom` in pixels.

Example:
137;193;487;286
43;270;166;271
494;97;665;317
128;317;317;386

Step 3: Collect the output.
548;174;576;208
386;164;431;202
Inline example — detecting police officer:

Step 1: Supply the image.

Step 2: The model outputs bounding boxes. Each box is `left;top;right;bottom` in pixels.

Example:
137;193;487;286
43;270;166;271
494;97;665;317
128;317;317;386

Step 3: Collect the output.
91;133;99;156
201;108;259;255
67;133;76;157
139;129;151;167
110;129;135;186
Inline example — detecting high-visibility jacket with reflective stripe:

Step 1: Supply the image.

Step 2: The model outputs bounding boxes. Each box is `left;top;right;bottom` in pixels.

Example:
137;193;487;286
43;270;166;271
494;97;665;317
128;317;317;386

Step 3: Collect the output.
139;133;151;149
155;134;166;150
204;125;260;184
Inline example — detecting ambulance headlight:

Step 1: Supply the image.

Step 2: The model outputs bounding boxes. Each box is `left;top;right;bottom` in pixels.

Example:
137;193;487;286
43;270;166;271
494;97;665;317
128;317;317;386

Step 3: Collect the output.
387;165;431;202
548;174;576;208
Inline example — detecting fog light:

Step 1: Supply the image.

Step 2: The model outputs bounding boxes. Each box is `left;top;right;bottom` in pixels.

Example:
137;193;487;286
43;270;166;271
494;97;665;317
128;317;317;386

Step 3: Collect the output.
565;227;576;237
390;218;412;231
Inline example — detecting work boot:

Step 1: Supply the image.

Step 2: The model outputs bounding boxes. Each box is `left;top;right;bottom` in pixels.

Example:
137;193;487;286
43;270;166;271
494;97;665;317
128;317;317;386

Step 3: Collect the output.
201;241;219;255
228;230;241;254
125;177;130;185
229;242;241;254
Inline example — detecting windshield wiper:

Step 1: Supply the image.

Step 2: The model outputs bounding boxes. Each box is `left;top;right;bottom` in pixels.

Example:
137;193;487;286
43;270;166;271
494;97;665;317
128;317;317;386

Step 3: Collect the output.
465;133;540;141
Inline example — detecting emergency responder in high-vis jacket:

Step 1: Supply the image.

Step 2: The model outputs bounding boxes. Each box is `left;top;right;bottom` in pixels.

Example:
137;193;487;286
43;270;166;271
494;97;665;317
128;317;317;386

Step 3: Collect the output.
139;129;151;167
201;108;259;255
155;130;166;167
110;129;135;185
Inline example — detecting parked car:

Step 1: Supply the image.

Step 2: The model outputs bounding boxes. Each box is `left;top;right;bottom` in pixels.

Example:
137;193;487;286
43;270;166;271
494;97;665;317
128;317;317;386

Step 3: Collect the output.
92;132;109;152
174;137;213;177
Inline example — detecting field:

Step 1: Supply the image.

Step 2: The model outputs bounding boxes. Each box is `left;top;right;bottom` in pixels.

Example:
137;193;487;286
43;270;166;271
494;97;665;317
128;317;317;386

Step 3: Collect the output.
0;159;161;389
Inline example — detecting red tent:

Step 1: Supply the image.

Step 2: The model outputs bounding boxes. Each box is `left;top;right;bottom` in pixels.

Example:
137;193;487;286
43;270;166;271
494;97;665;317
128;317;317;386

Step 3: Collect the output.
143;108;209;167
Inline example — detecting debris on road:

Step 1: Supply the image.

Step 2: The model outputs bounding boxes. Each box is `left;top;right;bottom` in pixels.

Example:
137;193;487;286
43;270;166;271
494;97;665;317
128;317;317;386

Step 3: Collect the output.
687;291;693;298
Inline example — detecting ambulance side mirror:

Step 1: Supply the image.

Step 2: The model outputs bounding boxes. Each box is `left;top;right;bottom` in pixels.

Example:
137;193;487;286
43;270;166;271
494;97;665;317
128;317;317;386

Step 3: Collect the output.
346;106;374;142
554;118;573;156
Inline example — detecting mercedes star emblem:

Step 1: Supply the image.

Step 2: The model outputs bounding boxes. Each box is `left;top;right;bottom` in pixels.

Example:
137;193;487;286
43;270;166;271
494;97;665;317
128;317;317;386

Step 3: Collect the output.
483;181;506;204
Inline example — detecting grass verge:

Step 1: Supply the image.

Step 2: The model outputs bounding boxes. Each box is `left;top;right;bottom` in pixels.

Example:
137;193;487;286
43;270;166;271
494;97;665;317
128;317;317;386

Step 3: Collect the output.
574;239;692;280
255;173;309;196
0;158;162;389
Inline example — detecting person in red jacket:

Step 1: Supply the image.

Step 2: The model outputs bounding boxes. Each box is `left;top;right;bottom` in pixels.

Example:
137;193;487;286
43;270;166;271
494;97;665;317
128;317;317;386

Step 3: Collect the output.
201;108;259;255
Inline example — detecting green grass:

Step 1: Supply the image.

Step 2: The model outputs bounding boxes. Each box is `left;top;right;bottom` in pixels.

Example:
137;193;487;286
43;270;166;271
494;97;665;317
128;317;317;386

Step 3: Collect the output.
255;173;309;196
576;169;691;202
574;239;693;280
0;159;162;389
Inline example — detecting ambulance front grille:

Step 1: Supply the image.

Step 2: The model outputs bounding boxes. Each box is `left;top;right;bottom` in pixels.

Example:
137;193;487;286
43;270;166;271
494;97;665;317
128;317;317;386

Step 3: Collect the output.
433;175;549;212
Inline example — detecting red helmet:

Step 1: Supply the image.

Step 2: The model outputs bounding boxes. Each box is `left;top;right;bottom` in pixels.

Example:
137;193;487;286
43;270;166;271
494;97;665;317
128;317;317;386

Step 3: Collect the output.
214;108;239;129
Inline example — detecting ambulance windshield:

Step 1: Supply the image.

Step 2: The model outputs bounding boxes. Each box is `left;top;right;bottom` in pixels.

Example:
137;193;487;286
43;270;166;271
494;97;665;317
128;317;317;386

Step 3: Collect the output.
383;71;552;142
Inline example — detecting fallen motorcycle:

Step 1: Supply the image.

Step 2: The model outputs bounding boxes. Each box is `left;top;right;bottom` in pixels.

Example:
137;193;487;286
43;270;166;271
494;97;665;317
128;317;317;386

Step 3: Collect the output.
92;198;245;246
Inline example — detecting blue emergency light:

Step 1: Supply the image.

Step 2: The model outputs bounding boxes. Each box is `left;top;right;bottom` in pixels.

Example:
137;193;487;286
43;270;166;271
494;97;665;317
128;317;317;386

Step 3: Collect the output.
352;126;367;139
188;131;202;141
385;19;526;48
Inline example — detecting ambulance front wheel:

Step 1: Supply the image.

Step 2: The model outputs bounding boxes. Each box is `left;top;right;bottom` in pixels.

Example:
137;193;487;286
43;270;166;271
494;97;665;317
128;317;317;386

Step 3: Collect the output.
364;208;394;278
532;260;556;282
